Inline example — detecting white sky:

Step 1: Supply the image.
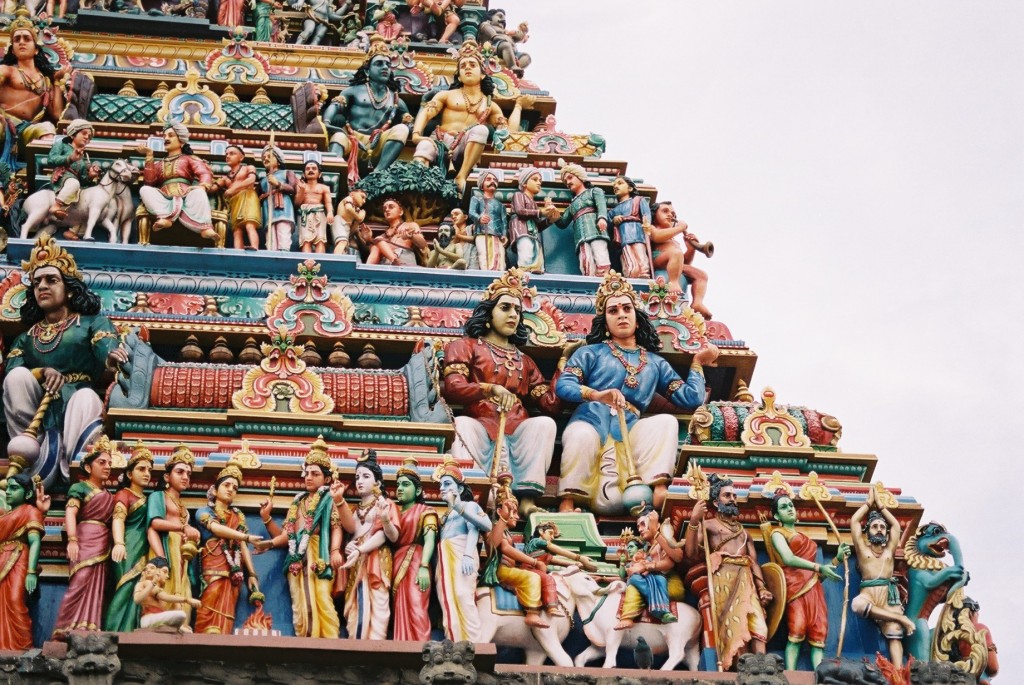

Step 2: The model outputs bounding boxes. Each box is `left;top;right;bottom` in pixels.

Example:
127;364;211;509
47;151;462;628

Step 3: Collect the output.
515;0;1023;675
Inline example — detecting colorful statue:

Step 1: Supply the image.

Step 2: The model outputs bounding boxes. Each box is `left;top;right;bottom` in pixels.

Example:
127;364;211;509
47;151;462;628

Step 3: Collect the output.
295;160;334;254
468;170;508;271
251;0;283;43
433;457;491;642
216;0;245;29
849;486;916;666
482;477;557;628
616;504;683;630
335;450;398;640
607;176;652;279
259;141;297;251
523;521;596;572
390;458;439;641
4;235;127;488
0;473;44;651
543;162;611;277
0;9;65;170
556;271;716;514
649;201;712;319
509;166;548;273
767;493;850;670
413;40;524;192
332;189;366;255
258;437;342;638
962;597;999;685
449;207;477;268
419;0;463;43
51;436;115;639
47;119;100;234
104;441;154;633
477;9;531;75
684;474;772;671
426;214;467;269
322;37;411;184
442;268;567;515
218;145;262;251
366;196;426;266
137;123;220;243
194;460;262;634
291;0;351;45
133;557;202;632
146;444;200;630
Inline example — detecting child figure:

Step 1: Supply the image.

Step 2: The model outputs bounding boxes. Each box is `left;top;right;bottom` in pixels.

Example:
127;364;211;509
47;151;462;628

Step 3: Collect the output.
133;557;202;632
219;145;262;250
332;188;367;254
523;521;598;571
295;160;334;253
648;200;712;319
259;142;297;251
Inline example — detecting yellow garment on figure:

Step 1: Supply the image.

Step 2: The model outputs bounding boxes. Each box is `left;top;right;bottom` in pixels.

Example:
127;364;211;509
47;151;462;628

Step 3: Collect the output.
712;555;768;671
288;532;340;638
496;564;542;610
225;187;261;229
151;529;193;624
619;571;685;620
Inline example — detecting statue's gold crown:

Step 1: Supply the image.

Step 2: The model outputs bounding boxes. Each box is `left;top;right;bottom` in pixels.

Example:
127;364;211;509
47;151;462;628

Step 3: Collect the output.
166;443;196;469
455;39;483;66
495;471;516;509
483;267;535;304
304;435;332;470
87;435;115;459
127;440;154;470
22;233;83;280
595;270;637;314
217;458;244;484
8;7;39;40
365;33;392;60
432;455;463;483
395;456;419;481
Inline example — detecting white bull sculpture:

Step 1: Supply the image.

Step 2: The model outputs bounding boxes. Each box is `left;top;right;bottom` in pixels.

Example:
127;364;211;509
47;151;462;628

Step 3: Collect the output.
20;159;139;244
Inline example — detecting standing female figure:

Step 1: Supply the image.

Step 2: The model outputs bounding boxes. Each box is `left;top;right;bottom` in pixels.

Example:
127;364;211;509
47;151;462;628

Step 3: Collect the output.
390;457;439;641
0;473;44;651
52;435;115;638
104;441;154;632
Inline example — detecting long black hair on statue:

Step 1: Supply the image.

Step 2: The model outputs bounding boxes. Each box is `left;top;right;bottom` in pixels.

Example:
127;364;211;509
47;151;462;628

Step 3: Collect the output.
21;273;101;326
585;307;662;352
351;55;401;92
451;69;495;97
1;44;56;78
464;297;530;347
396;470;426;504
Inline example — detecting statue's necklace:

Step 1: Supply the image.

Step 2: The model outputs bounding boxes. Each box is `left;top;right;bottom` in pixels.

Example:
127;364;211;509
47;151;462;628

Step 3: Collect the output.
30;313;78;354
463;92;483;113
481;338;522;374
607;341;647;389
17;67;48;96
355;498;374;525
365;83;393;110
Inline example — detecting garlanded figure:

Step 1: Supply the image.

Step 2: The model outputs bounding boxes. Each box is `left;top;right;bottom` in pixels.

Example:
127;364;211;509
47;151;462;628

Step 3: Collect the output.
335;450;398;640
434;457;491;641
413;40;525;192
259;141;297;251
849;485;916;666
607;176;652;279
0;474;44;651
291;0;351;45
767;493;850;670
104;441;154;633
323;37;411;184
477;9;530;75
543;162;611;277
648;201;712;319
509;166;548;273
295;160;334;254
258;437;342;638
4;235;127;487
468;170;507;271
616;503;682;631
426;213;467;269
194;460;262;634
137;123;220;243
389;457;439;641
523;521;597;571
482;476;558;628
366;196;427;266
556;271;716;514
146;444;200;629
51;436;115;638
332;188;366;255
47;119;100;234
0;10;66;170
442;268;567;515
133;557;202;632
684;474;772;671
218;145;261;251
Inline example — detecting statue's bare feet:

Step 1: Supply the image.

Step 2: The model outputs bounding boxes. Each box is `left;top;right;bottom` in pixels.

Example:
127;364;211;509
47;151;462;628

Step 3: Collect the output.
613;618;634;631
523;612;549;629
546;605;566;618
153;218;173;231
692;303;713;320
200;228;218;241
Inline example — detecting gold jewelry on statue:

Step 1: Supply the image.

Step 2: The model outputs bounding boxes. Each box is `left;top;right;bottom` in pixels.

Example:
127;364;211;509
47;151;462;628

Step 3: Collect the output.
482;267;536;303
22;233;84;280
594;270;638;314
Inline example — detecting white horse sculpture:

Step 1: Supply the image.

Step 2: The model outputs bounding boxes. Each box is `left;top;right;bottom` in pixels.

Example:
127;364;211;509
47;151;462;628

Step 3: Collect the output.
474;574;574;666
558;567;702;671
20;159;139;244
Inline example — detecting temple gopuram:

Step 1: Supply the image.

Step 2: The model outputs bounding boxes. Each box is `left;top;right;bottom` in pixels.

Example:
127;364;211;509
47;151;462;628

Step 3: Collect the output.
0;2;995;684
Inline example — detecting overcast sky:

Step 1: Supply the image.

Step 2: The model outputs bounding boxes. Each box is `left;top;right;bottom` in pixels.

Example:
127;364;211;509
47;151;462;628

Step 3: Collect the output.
515;0;1022;675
